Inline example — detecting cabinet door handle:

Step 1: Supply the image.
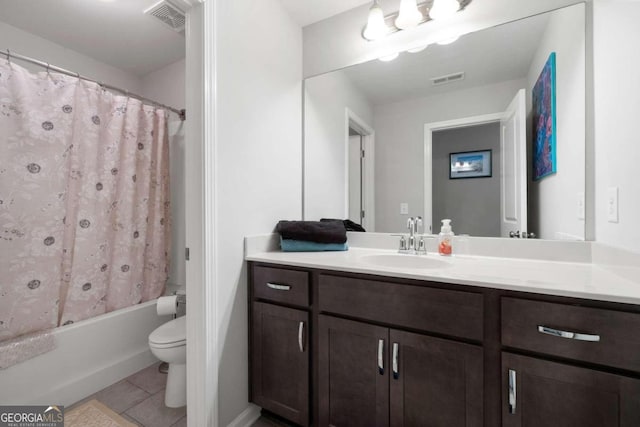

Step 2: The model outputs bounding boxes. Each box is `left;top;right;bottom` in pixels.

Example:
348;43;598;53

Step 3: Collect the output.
378;339;384;375
298;321;305;352
508;369;517;414
392;343;399;380
537;325;600;342
267;282;291;291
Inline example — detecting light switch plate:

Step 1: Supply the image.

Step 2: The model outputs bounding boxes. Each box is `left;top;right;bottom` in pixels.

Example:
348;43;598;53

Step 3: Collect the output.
577;192;585;220
400;203;409;215
607;187;619;223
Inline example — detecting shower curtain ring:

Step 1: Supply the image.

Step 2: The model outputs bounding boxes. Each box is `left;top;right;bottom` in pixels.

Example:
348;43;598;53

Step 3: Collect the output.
6;49;10;64
46;63;50;74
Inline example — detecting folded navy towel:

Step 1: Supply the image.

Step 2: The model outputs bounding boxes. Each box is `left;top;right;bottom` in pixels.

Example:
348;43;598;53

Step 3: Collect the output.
276;220;347;244
320;218;366;232
280;238;348;252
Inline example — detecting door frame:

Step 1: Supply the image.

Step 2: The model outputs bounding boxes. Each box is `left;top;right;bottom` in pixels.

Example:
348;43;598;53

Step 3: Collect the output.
183;1;218;426
423;112;505;234
345;108;375;231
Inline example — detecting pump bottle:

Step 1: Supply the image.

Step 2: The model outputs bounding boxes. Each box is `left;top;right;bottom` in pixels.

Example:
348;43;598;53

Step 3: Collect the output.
438;219;454;256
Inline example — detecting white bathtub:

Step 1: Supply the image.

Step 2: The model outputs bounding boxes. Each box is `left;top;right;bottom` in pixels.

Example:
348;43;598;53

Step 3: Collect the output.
0;300;170;406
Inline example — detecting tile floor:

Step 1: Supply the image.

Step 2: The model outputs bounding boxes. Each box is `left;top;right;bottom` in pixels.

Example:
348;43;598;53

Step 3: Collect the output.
69;362;186;427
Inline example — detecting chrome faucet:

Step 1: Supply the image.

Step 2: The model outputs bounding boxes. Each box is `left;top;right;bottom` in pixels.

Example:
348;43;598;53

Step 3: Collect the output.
398;216;426;255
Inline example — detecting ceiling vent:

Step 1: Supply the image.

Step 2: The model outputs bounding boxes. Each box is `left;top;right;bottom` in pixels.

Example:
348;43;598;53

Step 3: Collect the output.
430;72;466;86
144;0;186;33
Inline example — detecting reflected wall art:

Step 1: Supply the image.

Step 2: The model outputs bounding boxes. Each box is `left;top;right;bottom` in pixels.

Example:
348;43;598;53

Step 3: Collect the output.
532;52;557;181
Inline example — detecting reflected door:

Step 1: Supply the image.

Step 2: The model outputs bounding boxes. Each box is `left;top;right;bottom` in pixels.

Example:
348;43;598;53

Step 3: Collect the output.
500;89;528;237
348;134;363;223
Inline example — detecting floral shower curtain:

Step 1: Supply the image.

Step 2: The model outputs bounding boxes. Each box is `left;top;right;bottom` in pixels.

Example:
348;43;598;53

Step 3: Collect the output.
0;61;171;341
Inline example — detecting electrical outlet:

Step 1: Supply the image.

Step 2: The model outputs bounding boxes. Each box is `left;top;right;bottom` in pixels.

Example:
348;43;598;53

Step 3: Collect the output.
607;187;619;223
577;192;585;220
400;203;409;215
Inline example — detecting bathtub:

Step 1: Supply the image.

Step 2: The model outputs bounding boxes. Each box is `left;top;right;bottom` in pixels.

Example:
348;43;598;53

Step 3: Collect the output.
0;300;170;406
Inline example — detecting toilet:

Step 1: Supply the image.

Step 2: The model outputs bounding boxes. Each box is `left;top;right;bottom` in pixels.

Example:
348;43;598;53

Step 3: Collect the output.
149;315;186;407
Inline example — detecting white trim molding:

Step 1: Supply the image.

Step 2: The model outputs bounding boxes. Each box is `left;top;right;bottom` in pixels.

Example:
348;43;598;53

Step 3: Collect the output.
185;0;219;426
226;404;261;427
345;108;376;231
423;112;505;233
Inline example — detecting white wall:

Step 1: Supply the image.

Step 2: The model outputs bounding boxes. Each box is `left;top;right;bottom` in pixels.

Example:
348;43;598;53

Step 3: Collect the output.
303;0;586;78
593;1;640;253
140;59;187;292
305;70;373;220
214;0;302;424
374;78;525;233
526;4;586;241
0;21;141;92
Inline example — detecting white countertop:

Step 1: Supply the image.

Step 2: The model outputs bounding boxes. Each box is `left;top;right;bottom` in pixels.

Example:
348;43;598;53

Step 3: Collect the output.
246;246;640;305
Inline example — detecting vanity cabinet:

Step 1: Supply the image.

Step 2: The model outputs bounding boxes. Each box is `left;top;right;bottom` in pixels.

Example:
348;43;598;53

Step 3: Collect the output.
317;315;483;427
250;265;311;426
501;352;640;426
248;261;640;427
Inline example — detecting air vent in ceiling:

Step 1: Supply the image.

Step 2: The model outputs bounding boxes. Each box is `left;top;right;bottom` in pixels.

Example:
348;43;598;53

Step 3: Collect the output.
144;0;186;33
430;72;465;86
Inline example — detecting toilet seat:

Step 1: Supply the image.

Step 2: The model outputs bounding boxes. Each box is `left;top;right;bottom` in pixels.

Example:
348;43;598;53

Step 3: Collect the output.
149;315;186;348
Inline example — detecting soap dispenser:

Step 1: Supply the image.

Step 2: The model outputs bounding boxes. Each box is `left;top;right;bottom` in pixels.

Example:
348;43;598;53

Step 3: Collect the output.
438;219;454;256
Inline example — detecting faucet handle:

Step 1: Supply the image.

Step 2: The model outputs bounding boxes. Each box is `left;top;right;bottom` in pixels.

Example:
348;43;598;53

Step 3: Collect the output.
392;234;409;253
407;217;414;231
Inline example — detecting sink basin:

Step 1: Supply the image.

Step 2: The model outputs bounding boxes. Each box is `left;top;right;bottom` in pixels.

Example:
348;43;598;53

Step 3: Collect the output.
359;254;451;270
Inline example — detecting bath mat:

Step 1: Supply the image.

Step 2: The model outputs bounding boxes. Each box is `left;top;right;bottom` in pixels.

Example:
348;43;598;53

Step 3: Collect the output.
65;399;138;427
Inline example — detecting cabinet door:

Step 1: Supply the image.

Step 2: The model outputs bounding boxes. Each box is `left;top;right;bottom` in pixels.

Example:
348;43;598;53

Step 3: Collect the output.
389;330;483;427
318;315;389;427
502;353;640;427
252;302;309;426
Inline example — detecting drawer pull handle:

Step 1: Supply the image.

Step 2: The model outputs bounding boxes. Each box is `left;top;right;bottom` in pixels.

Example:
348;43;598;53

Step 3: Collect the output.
392;343;399;380
298;321;305;352
537;325;600;342
266;282;291;291
508;369;517;414
378;339;384;375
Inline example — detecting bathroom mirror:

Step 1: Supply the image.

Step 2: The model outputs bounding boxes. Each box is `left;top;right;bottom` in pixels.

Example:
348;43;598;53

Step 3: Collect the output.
304;3;586;240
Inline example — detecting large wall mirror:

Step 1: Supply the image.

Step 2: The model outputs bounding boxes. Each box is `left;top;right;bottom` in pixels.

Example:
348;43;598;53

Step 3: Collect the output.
304;3;586;240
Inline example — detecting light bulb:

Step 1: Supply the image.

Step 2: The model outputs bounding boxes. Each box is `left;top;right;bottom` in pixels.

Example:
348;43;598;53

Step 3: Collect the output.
429;0;460;20
378;52;399;62
363;1;388;41
395;0;423;30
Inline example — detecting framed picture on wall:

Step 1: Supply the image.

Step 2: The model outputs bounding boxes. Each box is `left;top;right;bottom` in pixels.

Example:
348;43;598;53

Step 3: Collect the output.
449;150;492;179
532;52;557;181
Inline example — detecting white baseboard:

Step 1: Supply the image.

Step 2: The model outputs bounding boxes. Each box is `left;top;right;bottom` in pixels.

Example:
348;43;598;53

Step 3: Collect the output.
227;404;261;427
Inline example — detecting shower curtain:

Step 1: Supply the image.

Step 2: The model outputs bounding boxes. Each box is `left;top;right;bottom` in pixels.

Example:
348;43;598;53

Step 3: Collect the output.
0;61;171;342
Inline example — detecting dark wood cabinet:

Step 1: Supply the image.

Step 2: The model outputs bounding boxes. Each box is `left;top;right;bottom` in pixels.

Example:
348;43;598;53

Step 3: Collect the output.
317;315;389;427
390;330;483;427
251;302;309;426
317;316;484;427
248;262;640;427
502;352;640;427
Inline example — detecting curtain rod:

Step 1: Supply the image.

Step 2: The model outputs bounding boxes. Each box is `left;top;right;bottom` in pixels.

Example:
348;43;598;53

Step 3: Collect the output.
1;49;186;121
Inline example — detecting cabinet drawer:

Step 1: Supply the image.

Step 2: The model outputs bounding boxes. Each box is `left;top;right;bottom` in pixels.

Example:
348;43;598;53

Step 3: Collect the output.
502;297;640;372
253;266;309;307
318;274;483;341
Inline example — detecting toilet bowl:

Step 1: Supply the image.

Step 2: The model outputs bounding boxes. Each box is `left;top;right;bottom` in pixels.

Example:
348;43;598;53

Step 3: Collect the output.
149;315;186;407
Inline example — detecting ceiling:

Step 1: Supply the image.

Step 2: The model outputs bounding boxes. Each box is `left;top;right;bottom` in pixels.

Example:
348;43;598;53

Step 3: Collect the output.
0;0;186;76
339;12;549;105
279;0;371;27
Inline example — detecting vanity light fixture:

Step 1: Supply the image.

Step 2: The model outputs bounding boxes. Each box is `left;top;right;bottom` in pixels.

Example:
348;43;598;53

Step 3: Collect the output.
429;0;461;20
362;0;471;41
395;0;423;30
437;35;460;45
378;52;400;62
407;44;429;53
363;0;389;41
